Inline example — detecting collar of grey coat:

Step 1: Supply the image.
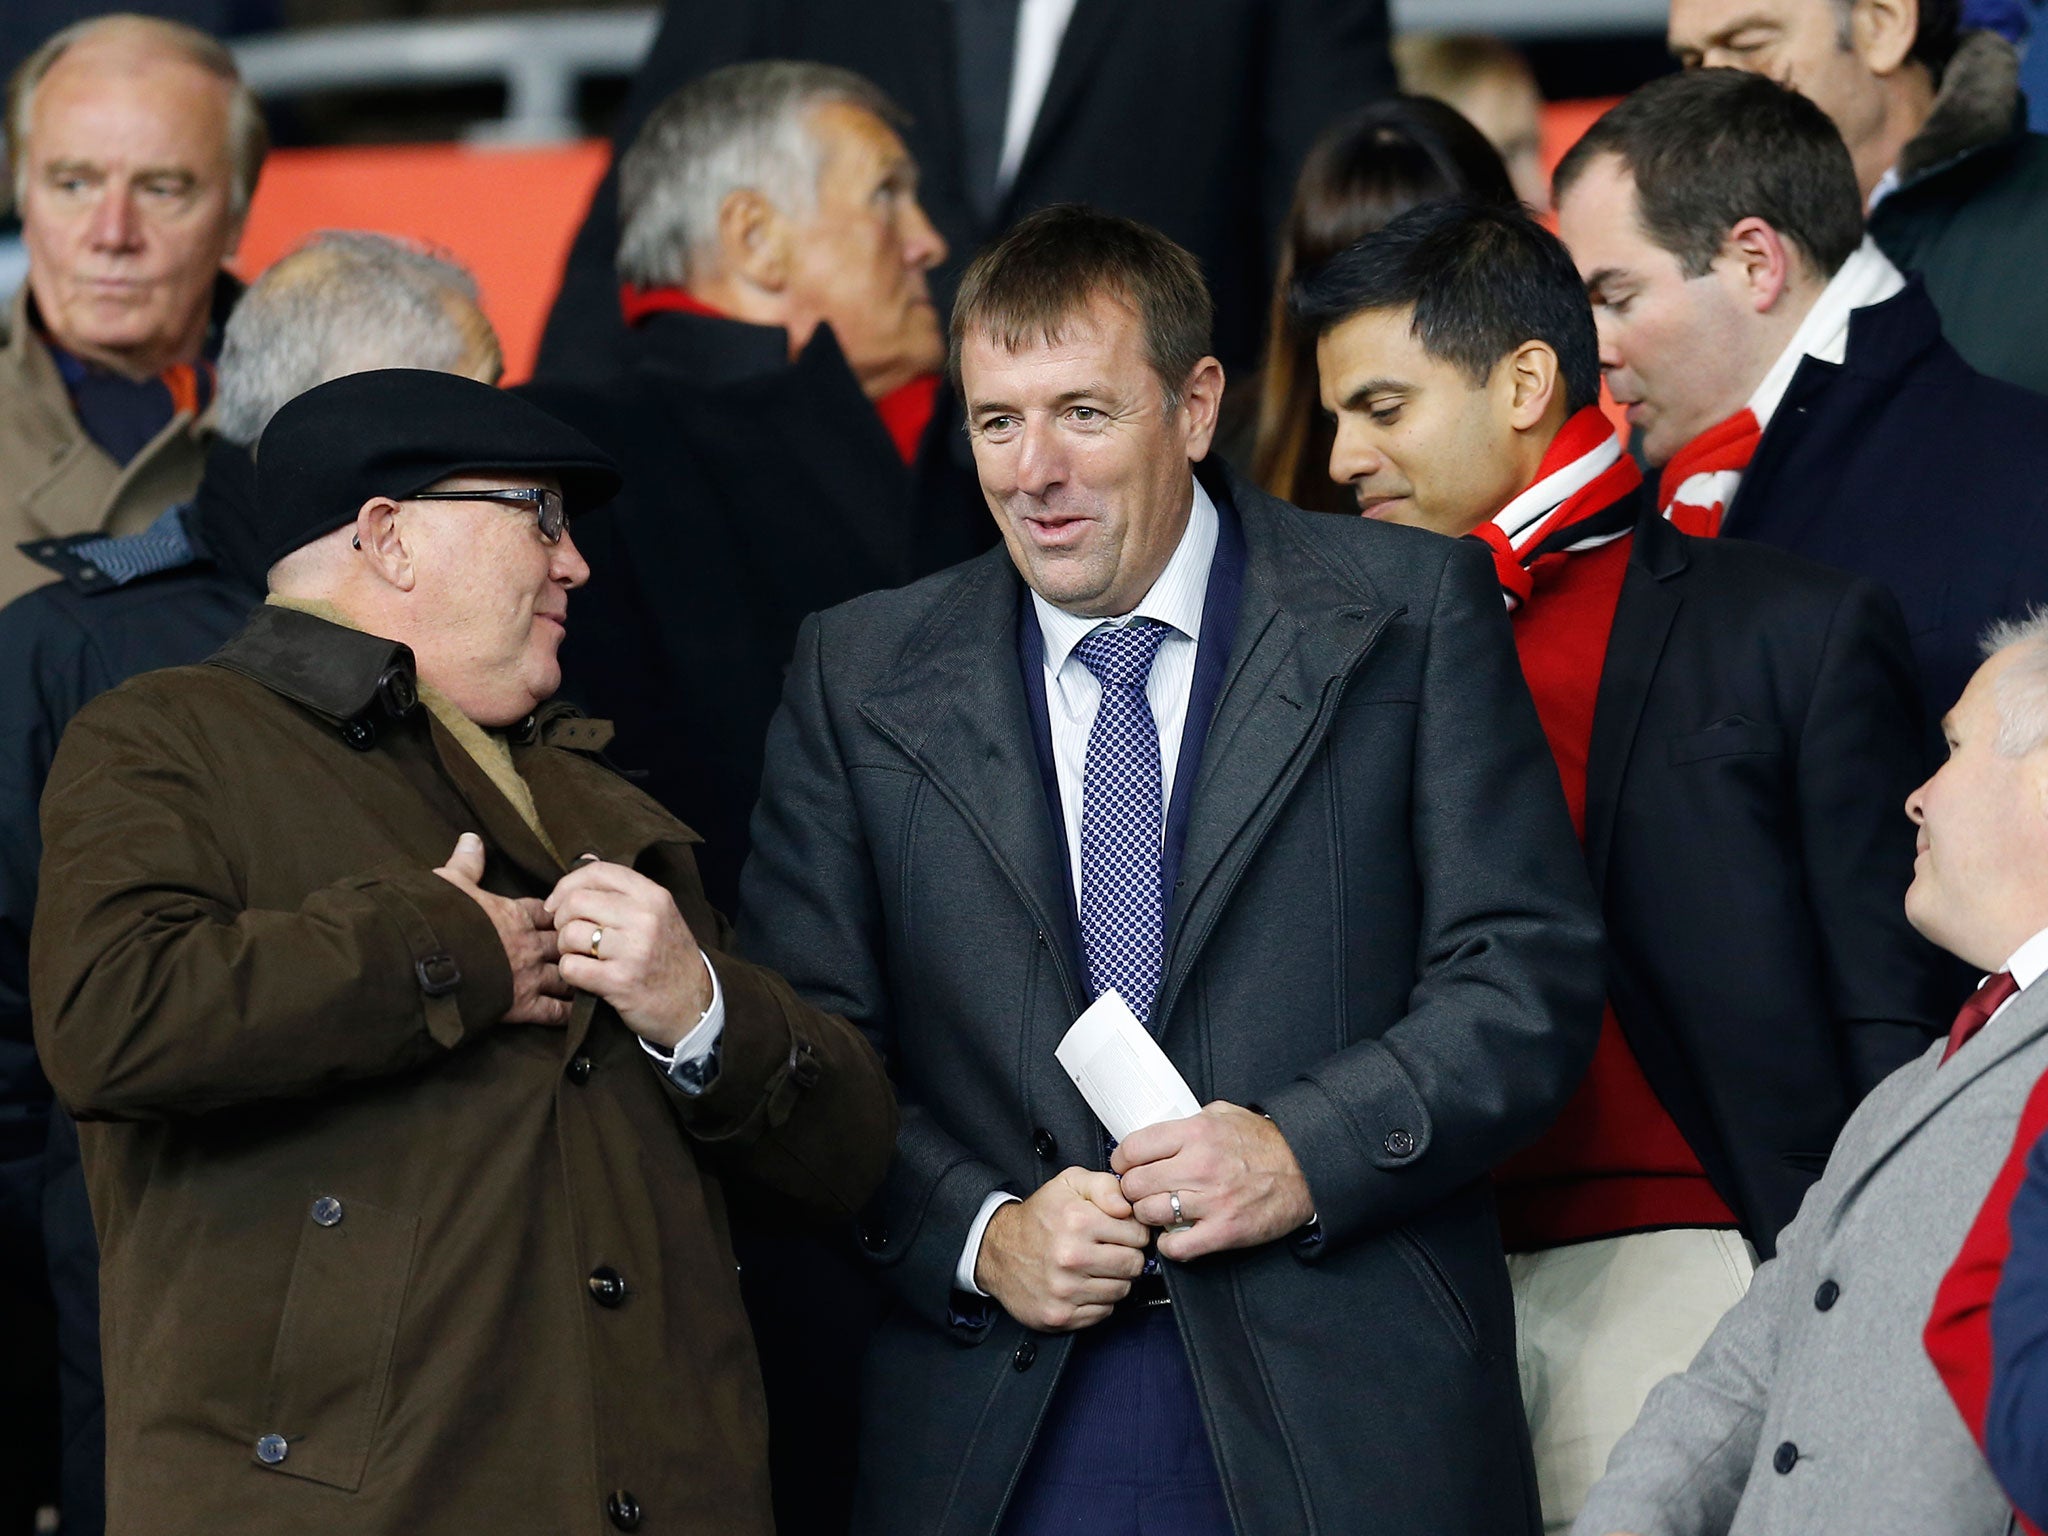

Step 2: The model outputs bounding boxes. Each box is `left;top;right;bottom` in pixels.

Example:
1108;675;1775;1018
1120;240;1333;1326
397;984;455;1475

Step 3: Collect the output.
856;458;1404;1023
1900;30;2025;185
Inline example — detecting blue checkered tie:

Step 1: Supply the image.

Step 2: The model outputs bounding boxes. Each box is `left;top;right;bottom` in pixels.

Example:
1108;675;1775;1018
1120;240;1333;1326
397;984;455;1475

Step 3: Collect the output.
1075;620;1172;1026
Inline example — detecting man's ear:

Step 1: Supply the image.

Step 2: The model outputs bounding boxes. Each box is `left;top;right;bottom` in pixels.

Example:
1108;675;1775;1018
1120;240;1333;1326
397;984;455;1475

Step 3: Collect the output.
1850;0;1920;78
716;188;793;294
354;497;416;592
1719;216;1796;316
1504;339;1563;433
1179;356;1228;461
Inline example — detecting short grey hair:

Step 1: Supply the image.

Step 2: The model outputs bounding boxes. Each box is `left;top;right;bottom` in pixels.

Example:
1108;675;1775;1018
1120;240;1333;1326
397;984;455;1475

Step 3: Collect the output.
1981;609;2048;757
216;232;494;448
6;13;268;219
616;59;907;288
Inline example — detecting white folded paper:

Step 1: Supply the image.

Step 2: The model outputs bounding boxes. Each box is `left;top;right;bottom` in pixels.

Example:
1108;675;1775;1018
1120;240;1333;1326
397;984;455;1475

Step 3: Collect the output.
1054;990;1202;1142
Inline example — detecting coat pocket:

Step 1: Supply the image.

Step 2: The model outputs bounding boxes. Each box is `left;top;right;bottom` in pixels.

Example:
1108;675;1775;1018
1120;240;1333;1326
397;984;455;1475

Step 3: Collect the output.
1390;1224;1480;1361
1667;719;1785;765
257;1194;418;1491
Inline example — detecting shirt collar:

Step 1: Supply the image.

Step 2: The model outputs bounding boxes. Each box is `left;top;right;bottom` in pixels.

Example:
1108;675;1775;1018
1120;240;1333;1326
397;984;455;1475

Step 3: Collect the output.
1748;238;1907;427
1032;474;1218;672
2003;927;2048;992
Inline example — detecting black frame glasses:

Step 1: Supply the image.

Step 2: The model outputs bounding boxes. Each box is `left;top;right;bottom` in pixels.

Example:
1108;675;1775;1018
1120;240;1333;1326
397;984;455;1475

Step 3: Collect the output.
406;487;566;543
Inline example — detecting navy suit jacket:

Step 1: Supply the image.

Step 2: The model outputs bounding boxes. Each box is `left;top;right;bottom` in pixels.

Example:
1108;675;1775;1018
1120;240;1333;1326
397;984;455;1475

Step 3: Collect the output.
1988;1125;2048;1525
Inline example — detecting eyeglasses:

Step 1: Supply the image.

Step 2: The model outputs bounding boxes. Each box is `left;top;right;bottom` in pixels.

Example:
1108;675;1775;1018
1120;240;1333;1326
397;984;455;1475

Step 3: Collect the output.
406;487;567;543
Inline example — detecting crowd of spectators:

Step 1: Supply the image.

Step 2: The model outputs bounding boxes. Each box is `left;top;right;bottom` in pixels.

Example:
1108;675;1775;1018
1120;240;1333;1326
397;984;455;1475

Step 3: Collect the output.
9;3;2048;1536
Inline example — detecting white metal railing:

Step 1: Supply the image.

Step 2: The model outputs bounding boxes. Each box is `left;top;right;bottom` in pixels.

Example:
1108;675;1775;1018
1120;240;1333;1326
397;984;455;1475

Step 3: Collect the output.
225;1;1668;145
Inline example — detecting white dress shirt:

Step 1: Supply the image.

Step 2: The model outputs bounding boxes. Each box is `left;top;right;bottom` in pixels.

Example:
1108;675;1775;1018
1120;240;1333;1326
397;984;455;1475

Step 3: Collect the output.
994;0;1080;199
954;477;1219;1296
1988;927;2048;1027
636;952;725;1091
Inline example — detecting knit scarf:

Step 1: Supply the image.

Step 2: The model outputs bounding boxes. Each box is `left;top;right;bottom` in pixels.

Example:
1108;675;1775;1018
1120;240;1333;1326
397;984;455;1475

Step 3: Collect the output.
1474;406;1643;610
1658;238;1906;535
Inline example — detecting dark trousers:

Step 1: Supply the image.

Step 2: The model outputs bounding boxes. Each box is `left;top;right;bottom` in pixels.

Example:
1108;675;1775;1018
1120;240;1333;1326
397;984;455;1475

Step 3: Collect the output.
0;1123;57;1535
999;1306;1232;1536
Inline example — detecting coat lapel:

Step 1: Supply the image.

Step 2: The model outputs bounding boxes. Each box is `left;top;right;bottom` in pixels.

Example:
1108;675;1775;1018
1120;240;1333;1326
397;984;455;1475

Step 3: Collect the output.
1155;484;1401;1025
1585;512;1686;897
859;551;1079;1002
1006;0;1126;208
1829;984;2048;1204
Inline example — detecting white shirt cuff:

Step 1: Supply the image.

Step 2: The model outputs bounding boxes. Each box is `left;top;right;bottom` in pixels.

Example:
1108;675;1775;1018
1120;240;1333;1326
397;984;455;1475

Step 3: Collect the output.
955;1190;1022;1296
637;952;724;1082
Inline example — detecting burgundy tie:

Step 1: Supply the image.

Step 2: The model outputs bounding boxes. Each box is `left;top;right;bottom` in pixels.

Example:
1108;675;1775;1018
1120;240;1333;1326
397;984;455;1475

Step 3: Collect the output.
1941;972;2021;1065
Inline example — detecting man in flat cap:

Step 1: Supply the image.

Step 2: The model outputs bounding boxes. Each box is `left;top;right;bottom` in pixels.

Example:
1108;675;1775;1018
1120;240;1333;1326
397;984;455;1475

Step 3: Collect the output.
28;368;897;1536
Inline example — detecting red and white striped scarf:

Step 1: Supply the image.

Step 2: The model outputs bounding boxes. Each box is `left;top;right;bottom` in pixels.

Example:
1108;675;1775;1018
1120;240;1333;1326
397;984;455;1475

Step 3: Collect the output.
1474;406;1643;610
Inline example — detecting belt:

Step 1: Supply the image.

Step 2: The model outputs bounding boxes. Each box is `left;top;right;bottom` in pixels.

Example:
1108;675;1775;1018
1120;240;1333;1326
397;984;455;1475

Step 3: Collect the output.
1114;1269;1171;1315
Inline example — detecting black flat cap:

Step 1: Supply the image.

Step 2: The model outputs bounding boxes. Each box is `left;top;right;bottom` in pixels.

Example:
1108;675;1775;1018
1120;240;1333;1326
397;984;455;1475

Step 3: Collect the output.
253;369;623;570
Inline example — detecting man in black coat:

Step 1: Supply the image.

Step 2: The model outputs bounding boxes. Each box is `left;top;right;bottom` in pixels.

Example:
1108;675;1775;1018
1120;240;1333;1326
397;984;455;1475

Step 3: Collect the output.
534;0;1393;388
1555;66;2048;718
740;204;1602;1535
0;232;500;1536
1296;198;1954;1531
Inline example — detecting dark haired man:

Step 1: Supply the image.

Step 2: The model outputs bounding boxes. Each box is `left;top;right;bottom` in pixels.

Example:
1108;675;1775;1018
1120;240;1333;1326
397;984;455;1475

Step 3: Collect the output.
1295;198;1952;1532
1667;0;2048;395
740;202;1605;1534
1555;66;2048;716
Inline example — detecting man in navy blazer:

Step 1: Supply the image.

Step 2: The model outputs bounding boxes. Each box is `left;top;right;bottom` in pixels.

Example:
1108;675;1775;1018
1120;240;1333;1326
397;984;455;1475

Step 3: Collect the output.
1554;67;2048;716
739;205;1603;1533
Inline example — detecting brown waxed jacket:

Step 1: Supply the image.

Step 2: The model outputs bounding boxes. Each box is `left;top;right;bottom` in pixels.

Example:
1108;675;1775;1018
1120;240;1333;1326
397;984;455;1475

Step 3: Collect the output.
30;604;897;1535
0;279;225;604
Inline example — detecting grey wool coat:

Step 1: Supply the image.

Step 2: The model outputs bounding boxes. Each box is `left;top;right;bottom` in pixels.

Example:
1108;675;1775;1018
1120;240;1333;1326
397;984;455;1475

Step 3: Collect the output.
740;462;1607;1535
1573;981;2048;1536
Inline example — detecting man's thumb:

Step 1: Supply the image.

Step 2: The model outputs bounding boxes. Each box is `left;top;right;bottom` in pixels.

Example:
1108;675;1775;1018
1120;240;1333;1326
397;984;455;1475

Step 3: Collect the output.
439;831;486;885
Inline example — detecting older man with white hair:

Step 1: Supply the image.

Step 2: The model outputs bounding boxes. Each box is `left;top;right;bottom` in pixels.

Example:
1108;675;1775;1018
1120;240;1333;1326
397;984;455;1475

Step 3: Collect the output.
1575;624;2048;1535
28;368;897;1535
0;12;268;605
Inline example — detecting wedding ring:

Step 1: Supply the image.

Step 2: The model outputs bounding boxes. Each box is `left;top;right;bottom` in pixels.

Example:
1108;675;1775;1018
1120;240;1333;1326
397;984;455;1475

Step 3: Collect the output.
1169;1190;1184;1225
589;925;604;960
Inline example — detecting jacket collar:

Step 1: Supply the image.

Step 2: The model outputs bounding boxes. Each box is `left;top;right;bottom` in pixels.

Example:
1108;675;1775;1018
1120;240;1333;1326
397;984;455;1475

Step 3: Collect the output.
856;459;1402;1025
207;602;419;725
628;306;801;387
1899;30;2027;187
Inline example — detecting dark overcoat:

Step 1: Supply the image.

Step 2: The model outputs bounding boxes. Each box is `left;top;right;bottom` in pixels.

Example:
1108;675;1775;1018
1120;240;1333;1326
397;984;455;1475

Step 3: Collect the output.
1722;278;2048;717
740;465;1606;1534
30;605;897;1536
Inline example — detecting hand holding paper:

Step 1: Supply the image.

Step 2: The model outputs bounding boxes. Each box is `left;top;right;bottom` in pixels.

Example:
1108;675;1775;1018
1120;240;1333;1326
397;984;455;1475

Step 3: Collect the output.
1059;992;1315;1261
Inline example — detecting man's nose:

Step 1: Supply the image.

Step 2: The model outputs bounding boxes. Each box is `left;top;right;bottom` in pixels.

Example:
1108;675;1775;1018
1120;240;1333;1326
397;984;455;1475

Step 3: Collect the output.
1905;782;1928;825
85;186;142;252
1013;416;1064;497
903;195;948;271
1592;311;1624;371
1326;418;1383;490
553;527;591;588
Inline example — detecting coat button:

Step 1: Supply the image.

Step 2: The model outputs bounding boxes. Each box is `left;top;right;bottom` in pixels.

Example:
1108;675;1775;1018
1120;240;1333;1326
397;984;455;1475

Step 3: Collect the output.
254;1433;289;1465
1012;1339;1037;1372
1384;1128;1415;1158
1814;1279;1840;1312
1773;1441;1799;1475
1032;1128;1058;1162
858;1220;890;1255
606;1489;642;1530
309;1196;344;1228
588;1266;627;1308
566;1055;593;1086
342;718;376;751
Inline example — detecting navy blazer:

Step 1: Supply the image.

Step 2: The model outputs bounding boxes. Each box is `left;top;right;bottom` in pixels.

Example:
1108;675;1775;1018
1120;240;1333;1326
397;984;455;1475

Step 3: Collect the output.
1724;277;2048;717
1988;1125;2048;1525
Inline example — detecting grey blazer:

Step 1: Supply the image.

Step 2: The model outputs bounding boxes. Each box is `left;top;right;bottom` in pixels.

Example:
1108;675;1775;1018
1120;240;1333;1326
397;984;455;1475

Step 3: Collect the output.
1573;982;2048;1536
740;463;1606;1534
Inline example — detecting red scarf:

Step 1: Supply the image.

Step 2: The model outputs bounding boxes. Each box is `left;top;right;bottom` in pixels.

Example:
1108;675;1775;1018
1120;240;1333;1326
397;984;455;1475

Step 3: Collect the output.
618;283;938;465
1657;407;1762;538
1472;407;1644;609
